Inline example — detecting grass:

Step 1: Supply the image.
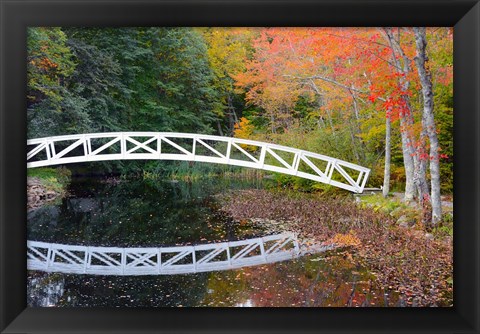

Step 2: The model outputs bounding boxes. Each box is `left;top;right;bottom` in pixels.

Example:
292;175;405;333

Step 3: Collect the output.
140;161;266;182
359;193;454;239
432;212;454;238
27;167;71;193
358;194;407;214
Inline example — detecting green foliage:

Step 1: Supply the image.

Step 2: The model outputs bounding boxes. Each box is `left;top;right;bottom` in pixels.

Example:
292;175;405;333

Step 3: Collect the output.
434;95;453;194
248;120;385;190
433;223;453;239
28;27;218;137
27;27;222;176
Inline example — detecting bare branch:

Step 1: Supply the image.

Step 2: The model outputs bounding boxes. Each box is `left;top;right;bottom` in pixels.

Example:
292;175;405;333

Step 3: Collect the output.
283;74;386;102
283;74;367;94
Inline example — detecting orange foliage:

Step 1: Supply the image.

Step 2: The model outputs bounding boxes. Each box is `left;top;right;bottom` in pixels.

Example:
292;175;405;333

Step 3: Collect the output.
39;57;59;69
30;57;59;71
234;27;452;126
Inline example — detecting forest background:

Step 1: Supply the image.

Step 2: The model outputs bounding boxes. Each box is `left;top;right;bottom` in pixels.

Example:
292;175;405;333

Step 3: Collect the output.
27;27;453;226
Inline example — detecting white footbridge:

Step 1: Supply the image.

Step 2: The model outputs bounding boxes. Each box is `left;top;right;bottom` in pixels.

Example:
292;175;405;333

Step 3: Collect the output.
27;132;370;193
27;132;367;275
27;233;336;276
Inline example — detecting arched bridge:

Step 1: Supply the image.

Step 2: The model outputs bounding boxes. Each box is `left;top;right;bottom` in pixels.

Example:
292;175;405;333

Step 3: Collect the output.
27;132;370;193
27;233;336;276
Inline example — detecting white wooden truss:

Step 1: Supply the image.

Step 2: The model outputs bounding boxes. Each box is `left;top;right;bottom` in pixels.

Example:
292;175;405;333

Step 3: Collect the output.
27;233;335;276
27;132;370;193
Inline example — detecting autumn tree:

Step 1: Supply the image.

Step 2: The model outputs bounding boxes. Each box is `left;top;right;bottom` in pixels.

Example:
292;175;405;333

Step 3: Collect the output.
200;28;257;135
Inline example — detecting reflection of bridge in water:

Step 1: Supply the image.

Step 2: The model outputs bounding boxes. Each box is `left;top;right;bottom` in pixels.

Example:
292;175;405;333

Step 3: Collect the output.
28;233;336;276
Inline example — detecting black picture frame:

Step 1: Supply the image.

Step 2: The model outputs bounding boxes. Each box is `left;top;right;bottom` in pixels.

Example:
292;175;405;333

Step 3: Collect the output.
1;0;479;333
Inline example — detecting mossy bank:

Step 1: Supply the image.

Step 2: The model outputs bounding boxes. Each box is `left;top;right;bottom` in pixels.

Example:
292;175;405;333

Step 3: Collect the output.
27;167;71;210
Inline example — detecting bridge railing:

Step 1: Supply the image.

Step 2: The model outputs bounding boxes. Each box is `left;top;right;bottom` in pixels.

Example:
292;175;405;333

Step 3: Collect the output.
27;132;370;193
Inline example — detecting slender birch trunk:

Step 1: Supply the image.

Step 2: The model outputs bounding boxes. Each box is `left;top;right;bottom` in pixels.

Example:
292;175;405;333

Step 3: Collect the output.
382;115;391;198
383;28;417;202
348;119;360;162
405;104;430;203
399;117;416;202
349;88;367;162
413;27;442;225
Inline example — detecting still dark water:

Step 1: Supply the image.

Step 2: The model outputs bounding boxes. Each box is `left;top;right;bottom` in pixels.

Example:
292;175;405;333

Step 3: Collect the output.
27;176;400;307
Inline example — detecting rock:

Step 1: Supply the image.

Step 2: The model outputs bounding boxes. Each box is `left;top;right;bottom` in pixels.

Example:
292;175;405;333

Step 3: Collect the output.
425;233;434;241
397;215;415;227
45;190;57;198
27;176;63;210
411;230;424;238
27;177;42;186
336;217;352;224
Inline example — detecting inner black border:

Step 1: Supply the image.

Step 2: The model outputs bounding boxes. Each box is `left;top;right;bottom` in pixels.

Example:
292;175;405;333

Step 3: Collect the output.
1;0;479;333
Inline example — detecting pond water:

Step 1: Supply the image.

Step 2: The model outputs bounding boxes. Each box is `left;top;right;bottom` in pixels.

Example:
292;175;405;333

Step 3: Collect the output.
27;176;403;307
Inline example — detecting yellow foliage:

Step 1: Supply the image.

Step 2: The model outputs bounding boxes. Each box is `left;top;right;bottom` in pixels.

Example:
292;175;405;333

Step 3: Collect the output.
331;230;361;247
199;27;258;118
233;117;257;151
234;117;253;138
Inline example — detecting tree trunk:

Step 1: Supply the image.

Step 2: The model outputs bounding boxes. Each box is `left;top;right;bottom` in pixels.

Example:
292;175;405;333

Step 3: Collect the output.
382;115;391;198
348;119;360;162
399;117;416;202
270;113;276;133
413;27;442;225
216;120;224;137
383;27;428;203
405;110;429;202
393;30;430;203
223;94;238;136
349;88;367;161
324;108;335;134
